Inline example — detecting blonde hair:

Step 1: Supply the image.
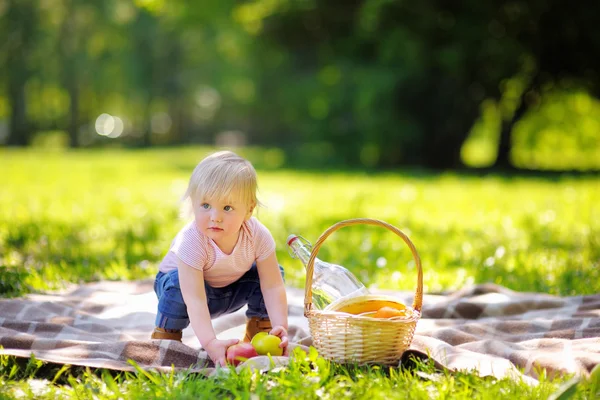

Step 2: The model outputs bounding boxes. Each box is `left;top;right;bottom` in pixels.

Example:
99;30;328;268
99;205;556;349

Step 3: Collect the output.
183;151;260;213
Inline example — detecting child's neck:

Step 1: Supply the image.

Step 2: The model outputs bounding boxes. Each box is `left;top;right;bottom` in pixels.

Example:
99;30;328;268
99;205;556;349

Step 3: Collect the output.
214;230;241;255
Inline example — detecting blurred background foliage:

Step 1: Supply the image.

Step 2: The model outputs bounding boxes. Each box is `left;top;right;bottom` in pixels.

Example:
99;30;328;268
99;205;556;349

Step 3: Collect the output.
1;0;599;170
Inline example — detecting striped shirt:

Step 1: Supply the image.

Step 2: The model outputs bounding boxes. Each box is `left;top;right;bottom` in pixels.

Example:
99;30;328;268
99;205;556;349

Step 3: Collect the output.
158;217;276;288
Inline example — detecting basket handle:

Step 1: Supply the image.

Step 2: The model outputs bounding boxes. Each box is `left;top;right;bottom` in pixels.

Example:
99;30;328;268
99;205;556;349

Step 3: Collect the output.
303;218;423;316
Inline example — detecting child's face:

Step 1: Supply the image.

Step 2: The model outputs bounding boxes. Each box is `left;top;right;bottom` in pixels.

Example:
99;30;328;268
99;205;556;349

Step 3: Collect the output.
194;196;254;252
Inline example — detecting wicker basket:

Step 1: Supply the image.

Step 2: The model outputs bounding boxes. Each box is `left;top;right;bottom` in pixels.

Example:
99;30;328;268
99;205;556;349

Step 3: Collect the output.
304;218;423;366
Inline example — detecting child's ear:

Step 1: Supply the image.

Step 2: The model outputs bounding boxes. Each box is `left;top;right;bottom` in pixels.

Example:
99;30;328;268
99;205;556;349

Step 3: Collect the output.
245;203;255;220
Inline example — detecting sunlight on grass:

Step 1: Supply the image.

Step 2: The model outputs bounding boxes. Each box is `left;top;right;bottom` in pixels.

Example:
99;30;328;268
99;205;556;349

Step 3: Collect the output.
1;147;599;399
1;147;598;297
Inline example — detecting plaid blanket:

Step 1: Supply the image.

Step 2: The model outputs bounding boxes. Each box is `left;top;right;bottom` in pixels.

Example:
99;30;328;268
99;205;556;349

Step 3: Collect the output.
0;280;598;382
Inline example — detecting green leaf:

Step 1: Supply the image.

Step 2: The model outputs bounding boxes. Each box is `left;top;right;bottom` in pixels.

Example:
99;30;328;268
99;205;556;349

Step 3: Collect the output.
308;346;320;362
590;363;600;383
548;377;580;400
51;364;71;384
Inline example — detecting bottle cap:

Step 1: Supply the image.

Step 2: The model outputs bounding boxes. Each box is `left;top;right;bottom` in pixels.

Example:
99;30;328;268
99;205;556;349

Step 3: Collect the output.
287;234;298;246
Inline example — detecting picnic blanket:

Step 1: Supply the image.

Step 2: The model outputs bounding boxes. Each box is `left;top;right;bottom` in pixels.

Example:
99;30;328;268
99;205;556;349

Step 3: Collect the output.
0;280;598;383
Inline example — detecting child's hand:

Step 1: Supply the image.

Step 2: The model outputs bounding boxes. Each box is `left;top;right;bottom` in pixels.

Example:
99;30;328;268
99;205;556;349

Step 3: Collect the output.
269;325;289;356
205;337;239;367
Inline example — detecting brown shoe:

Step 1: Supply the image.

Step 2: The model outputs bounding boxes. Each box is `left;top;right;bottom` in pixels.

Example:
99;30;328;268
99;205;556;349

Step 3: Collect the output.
151;327;182;342
243;317;272;342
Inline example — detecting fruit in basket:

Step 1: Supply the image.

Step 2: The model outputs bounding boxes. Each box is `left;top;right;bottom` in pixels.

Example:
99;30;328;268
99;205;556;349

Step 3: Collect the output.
251;332;283;356
373;306;408;319
226;342;259;366
331;295;407;315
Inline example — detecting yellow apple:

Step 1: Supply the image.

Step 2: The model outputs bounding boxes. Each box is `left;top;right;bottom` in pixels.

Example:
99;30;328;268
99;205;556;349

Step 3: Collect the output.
251;332;283;356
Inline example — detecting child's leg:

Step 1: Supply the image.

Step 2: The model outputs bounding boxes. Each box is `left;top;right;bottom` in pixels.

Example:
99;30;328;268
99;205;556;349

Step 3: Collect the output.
204;263;285;341
152;270;190;341
204;263;285;318
245;264;285;319
245;264;285;341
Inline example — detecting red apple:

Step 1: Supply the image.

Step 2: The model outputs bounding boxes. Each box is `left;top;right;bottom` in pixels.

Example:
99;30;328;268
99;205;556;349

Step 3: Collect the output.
226;342;259;366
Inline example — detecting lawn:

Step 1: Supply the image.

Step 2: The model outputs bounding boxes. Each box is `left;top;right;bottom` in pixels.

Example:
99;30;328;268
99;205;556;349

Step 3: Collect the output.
1;147;599;398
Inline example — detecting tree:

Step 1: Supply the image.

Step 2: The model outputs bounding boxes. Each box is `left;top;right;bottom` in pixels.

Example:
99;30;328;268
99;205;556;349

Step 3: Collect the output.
494;0;600;169
234;0;600;169
4;0;39;146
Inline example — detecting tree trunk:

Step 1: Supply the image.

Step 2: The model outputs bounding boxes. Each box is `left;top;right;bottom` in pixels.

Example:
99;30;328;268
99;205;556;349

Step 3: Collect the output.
493;80;535;170
169;99;186;143
67;74;80;148
6;0;35;146
142;97;153;147
7;80;29;146
57;0;82;148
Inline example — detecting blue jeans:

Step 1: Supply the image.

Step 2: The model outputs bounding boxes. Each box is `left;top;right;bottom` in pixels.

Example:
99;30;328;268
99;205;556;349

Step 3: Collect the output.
154;263;284;331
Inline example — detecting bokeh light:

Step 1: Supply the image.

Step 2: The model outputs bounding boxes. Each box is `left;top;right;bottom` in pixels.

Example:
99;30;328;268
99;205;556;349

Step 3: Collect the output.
95;113;124;138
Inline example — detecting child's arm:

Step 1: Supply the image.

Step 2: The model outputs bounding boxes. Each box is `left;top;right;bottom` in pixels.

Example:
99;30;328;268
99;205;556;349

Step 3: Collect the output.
177;258;239;366
256;252;289;352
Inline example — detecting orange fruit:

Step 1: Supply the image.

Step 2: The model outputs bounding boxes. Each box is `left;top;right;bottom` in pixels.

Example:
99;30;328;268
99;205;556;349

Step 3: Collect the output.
373;306;407;319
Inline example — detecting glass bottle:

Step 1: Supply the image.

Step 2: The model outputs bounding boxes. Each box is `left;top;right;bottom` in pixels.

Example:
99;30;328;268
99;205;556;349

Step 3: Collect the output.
287;234;369;310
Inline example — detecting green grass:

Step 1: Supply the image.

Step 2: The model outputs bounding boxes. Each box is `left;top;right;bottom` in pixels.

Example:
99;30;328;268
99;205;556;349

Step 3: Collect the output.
2;350;598;400
1;147;598;296
1;147;599;398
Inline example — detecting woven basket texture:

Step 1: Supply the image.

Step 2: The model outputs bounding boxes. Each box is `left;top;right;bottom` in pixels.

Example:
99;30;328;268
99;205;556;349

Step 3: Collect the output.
303;219;423;365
